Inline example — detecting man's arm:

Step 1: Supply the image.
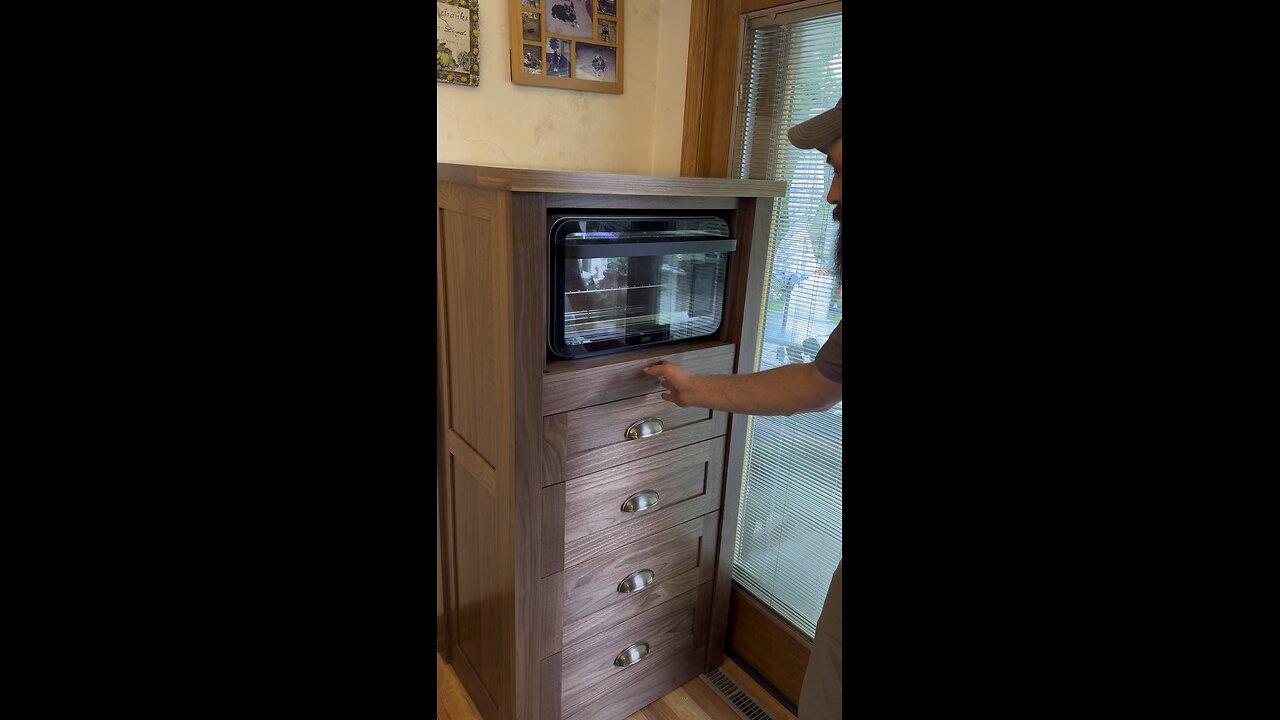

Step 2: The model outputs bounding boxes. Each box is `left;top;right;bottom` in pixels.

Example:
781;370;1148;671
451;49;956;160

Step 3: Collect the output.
642;361;842;417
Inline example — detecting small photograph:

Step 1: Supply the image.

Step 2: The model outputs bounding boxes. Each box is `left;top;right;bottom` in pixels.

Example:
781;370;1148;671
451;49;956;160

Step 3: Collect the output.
545;0;592;40
597;18;616;43
575;42;616;83
521;0;539;7
521;44;542;74
545;37;572;78
521;12;540;42
597;0;616;16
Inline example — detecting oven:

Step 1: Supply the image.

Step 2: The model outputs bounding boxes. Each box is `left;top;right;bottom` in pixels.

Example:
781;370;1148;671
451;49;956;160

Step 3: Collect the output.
548;214;735;359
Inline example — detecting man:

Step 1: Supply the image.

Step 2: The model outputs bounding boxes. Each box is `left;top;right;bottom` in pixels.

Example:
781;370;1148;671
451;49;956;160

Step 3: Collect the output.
643;97;842;719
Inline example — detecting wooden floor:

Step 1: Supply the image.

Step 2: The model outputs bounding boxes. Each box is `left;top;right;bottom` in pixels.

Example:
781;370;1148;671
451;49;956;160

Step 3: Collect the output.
437;653;797;720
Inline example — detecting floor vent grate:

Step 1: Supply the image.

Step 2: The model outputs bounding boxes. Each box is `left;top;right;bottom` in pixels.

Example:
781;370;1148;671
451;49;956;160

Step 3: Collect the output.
700;667;780;720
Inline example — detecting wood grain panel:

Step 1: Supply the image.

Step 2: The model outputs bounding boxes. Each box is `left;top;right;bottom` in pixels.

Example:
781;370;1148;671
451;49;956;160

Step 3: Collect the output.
437;163;783;198
742;0;799;12
440;206;501;468
437;201;456;667
562;438;725;569
726;584;812;709
567;649;704;720
565;411;727;480
561;514;720;650
679;0;744;178
541;412;568;488
566;392;712;457
538;481;566;580
543;193;739;210
537;571;564;659
539;653;562;720
560;587;704;718
679;0;712;178
510;190;547;718
450;461;502;719
438;180;495;216
447;430;496;497
543;342;735;416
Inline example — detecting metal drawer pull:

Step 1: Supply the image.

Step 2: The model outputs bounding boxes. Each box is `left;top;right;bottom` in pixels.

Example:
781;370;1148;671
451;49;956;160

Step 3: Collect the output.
617;569;655;594
621;490;660;514
614;641;651;668
625;417;664;440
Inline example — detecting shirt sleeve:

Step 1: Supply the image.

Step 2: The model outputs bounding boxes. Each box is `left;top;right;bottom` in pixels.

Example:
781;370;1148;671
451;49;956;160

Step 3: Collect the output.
814;320;843;384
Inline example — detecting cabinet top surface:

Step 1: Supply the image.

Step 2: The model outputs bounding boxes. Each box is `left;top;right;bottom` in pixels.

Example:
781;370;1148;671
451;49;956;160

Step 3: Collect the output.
437;163;785;198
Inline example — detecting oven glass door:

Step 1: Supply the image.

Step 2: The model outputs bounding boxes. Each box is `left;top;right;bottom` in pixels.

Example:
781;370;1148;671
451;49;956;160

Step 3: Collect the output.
550;217;734;358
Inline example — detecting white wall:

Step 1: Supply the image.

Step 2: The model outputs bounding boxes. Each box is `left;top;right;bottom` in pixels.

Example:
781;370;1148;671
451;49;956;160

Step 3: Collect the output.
436;0;691;176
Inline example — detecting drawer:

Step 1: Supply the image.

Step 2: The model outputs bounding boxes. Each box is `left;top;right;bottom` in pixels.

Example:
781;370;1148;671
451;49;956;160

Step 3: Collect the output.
555;437;725;570
553;394;729;481
559;584;711;720
561;513;719;650
542;341;735;417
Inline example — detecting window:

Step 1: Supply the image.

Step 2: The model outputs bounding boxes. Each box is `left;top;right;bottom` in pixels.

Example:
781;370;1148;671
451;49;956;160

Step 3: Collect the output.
730;2;842;639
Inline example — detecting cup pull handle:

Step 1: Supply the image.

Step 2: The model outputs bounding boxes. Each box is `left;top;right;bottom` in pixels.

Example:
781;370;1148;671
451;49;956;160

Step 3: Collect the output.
613;641;651;668
621;490;659;514
617;569;655;594
625;417;664;440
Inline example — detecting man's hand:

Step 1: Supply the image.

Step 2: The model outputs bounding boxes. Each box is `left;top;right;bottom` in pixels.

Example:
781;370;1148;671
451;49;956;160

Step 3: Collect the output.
643;362;698;407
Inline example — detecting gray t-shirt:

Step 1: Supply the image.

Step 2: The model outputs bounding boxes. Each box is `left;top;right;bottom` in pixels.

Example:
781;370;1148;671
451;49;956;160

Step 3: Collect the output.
814;319;843;383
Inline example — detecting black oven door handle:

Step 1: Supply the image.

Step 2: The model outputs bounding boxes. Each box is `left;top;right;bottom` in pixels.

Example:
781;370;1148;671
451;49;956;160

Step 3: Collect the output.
561;239;736;258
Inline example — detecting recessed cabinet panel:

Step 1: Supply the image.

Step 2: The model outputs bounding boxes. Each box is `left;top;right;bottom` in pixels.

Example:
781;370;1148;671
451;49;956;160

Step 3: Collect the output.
559;586;705;719
441;207;504;468
451;460;506;718
559;437;725;570
560;513;719;650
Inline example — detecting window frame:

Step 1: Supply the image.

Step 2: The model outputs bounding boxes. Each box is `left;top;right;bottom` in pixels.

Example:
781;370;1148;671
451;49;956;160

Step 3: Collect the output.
682;1;842;711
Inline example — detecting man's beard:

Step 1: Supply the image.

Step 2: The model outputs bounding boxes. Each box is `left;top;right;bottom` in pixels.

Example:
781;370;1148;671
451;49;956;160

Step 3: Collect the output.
833;205;842;283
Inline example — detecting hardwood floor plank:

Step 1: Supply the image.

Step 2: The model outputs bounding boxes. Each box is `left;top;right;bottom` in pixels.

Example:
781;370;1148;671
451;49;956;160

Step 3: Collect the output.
720;658;797;720
437;654;482;720
679;680;741;720
640;696;690;720
436;653;793;719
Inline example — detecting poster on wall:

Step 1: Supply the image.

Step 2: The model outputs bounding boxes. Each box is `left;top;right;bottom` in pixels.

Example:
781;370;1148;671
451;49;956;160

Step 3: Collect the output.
508;0;622;94
438;0;480;86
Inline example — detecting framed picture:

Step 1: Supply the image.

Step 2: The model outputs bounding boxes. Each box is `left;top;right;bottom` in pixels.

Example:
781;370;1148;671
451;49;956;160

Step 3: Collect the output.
508;0;622;94
437;0;480;87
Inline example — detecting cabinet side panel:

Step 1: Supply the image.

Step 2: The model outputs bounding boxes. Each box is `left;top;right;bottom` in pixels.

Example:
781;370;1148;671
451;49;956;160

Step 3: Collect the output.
451;461;504;719
440;207;502;469
510;191;548;719
440;181;518;719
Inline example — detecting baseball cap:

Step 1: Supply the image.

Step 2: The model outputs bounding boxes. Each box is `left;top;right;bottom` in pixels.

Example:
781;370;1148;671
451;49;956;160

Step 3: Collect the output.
787;97;842;152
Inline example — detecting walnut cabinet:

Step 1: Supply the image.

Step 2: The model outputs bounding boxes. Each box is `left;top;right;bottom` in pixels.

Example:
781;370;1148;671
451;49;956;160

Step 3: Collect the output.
436;164;783;720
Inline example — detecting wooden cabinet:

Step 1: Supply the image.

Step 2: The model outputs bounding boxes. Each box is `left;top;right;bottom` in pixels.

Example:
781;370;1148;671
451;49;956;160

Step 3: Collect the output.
436;164;783;720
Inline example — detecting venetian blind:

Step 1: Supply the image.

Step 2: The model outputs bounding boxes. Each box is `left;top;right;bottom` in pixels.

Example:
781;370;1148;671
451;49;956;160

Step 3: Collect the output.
730;3;842;639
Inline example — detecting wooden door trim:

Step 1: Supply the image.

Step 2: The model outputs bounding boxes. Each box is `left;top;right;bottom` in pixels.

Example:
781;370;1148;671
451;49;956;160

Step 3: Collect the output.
681;0;832;178
726;582;812;711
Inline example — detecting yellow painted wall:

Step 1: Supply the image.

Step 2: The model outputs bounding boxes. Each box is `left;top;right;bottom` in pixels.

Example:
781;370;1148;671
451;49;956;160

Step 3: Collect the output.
436;0;691;176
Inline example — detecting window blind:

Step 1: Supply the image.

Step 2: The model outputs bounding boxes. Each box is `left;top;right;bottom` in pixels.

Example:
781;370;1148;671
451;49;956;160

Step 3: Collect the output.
730;4;842;639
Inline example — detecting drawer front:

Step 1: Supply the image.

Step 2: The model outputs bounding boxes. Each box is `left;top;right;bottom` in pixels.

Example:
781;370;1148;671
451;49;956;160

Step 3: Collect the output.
560;584;710;719
561;513;718;650
542;341;735;416
562;437;724;569
561;402;728;480
566;391;713;458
